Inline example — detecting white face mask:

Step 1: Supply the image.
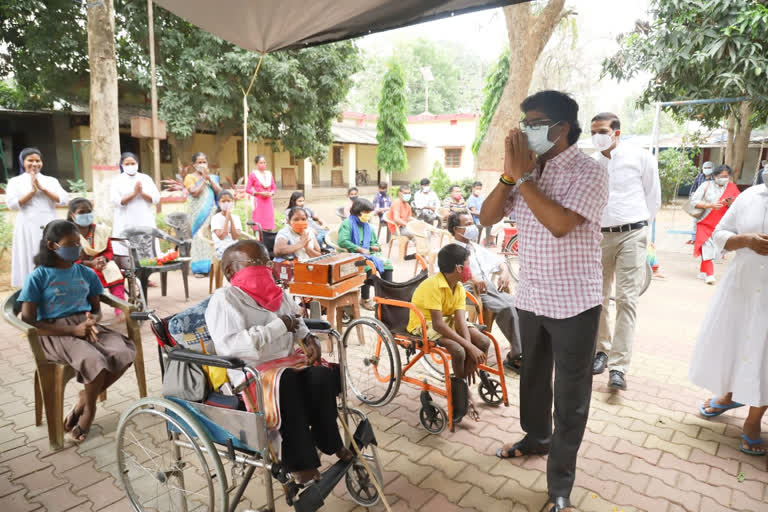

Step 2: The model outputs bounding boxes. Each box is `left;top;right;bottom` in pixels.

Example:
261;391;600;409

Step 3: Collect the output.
715;177;729;186
523;122;560;155
123;164;139;175
220;202;234;211
592;133;615;152
422;186;430;193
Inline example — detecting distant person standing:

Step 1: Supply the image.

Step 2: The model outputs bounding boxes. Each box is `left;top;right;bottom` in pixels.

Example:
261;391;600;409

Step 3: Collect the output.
466;181;494;246
373;182;392;242
688;161;714;244
6;148;69;287
343;187;359;218
185;152;222;275
111;152;161;258
246;155;276;231
413;178;440;226
590;112;661;391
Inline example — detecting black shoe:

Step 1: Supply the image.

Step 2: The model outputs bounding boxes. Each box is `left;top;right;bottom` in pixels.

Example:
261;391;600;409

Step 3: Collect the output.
548;496;571;511
592;352;608;375
608;370;627;390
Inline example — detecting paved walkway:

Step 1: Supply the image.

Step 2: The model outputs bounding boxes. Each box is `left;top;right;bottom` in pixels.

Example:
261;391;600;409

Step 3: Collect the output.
0;212;766;511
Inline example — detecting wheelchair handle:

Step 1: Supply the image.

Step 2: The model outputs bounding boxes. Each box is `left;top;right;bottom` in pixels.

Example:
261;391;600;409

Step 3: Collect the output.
167;347;246;370
129;310;161;323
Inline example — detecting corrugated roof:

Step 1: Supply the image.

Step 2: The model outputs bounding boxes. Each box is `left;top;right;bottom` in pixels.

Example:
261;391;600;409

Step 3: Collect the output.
331;123;426;148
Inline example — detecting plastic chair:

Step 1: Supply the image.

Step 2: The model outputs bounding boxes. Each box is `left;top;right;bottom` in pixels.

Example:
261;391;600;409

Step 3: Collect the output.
2;290;147;450
325;228;343;252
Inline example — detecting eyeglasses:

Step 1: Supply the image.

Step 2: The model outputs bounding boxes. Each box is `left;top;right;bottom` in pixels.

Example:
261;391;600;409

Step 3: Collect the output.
519;119;556;129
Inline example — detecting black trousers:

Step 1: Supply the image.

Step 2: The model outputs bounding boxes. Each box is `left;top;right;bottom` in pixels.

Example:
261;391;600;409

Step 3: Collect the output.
361;268;393;300
517;305;601;500
278;366;343;472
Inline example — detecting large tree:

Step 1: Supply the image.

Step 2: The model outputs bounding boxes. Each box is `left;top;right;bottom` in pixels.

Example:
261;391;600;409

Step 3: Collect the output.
376;60;410;178
474;0;571;172
603;0;768;179
0;0;361;167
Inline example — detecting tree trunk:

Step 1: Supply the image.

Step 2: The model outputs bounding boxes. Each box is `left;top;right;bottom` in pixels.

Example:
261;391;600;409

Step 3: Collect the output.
724;111;736;167
87;0;121;224
730;101;753;180
475;0;566;176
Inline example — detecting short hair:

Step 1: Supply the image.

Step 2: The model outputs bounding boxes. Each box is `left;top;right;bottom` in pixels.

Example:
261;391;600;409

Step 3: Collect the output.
398;184;411;193
420;178;430;186
521;90;582;145
222;240;269;271
438;243;469;274
286;206;308;221
378;182;387;189
591;112;621;131
348;187;359;195
350;198;374;217
448;185;461;193
472;181;483;188
67;197;92;222
446;211;470;236
34;220;79;268
714;164;733;176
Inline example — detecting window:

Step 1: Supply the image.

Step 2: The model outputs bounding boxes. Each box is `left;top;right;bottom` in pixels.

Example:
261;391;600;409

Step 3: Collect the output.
290;154;299;166
445;148;462;168
333;146;343;167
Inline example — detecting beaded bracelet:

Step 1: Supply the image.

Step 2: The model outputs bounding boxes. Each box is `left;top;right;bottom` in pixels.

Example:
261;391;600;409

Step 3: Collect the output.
499;175;516;186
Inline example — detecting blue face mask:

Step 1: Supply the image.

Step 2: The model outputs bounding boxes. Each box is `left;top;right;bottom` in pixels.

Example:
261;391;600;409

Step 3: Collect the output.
73;213;94;227
54;245;81;262
462;224;480;242
402;193;412;202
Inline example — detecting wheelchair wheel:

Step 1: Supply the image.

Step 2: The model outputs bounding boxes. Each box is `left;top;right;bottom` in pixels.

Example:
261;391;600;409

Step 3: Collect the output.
343;318;401;406
418;352;447;381
478;378;504;406
419;403;447;434
116;397;228;512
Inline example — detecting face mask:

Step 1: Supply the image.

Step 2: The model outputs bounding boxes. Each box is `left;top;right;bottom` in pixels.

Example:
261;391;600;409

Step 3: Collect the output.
592;133;614;152
459;264;472;283
220;202;234;211
703;166;713;176
452;192;463;200
73;213;94;227
54;244;81;262
194;164;206;173
358;213;372;224
715;177;729;186
349;196;358;201
291;220;309;233
473;190;482;196
523;122;560;155
402;193;411;202
257;162;267;171
123;164;139;175
461;224;479;241
422;186;430;193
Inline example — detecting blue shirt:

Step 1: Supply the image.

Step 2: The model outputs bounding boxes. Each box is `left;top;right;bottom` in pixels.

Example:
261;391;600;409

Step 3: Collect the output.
19;264;104;321
373;192;391;212
690;172;709;194
466;194;484;220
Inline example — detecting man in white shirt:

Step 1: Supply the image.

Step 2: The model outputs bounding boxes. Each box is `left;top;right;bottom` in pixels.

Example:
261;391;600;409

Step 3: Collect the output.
413;178;441;226
590;112;661;391
447;211;522;372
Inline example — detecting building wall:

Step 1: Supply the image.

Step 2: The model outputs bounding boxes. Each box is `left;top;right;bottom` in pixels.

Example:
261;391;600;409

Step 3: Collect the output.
406;118;477;180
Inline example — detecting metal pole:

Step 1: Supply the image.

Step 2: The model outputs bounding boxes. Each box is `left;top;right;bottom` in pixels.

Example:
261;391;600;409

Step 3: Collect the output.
651;103;661;156
425;81;429;114
148;0;161;184
243;95;248;184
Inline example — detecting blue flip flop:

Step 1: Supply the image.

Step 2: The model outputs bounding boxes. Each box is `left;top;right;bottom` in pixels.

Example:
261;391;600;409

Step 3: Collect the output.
740;434;766;456
698;398;744;417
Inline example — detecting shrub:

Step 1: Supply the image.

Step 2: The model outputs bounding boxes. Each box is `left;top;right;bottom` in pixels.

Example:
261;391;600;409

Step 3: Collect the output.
66;179;89;193
0;210;13;255
658;148;700;204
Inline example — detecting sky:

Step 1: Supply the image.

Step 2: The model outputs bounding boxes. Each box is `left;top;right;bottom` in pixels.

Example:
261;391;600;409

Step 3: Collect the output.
356;0;654;117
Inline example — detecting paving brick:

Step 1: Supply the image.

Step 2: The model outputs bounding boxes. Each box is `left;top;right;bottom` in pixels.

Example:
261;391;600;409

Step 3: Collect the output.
645;477;701;512
76;476;125;510
414;450;466;479
582;442;633;470
627;457;678;487
671;430;718;456
614;439;662;465
12;465;67;498
699;496;736;512
657;452;709;481
613;484;670;512
458;486;510;512
488;458;541;487
386;475;435;510
450;444;498;473
30;483;90;512
452;464;506;496
420;489;472;511
707;466;764;500
731;488;767;512
643;434;691;461
688;448;739;475
681;413;727;435
603;424;648;446
386;455;432;485
628;418;676;442
0;470;24;498
5;450;50;480
572;470;620;502
61;461;111;493
420;470;472;504
493;477;550;510
595;460;649;494
0;489;42;511
677;472;733;508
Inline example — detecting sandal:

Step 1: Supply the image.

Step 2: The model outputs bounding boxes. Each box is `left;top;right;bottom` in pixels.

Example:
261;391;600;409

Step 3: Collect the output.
503;354;522;374
699;398;744;417
496;439;549;459
69;425;89;443
740;434;766;456
547;496;572;511
63;404;80;433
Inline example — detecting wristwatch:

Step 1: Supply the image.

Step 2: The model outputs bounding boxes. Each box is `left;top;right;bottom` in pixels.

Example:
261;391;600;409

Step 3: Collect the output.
516;172;535;187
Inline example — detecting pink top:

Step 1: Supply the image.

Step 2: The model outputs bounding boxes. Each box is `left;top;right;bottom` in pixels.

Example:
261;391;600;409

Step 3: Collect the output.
504;144;609;319
246;170;277;230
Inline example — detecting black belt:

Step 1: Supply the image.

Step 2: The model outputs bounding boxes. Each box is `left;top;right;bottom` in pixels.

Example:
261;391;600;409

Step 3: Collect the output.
601;221;648;233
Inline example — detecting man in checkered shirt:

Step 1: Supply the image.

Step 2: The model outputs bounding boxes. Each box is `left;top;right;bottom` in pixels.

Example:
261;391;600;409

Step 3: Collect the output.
480;90;609;512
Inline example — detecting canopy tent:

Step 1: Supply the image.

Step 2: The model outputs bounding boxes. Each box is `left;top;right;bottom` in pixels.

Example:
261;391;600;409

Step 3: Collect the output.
153;0;526;53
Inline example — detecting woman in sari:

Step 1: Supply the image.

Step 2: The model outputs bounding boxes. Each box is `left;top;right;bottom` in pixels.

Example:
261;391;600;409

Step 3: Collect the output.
68;198;126;315
184;152;222;275
246;155;276;230
338;199;393;310
690;165;740;285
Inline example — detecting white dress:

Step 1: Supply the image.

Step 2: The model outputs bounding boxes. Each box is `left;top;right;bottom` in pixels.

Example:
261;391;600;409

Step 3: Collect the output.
110;172;160;256
688;185;768;406
6;173;68;287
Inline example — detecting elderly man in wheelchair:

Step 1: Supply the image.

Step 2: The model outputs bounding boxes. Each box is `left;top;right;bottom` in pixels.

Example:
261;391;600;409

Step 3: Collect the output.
205;240;354;484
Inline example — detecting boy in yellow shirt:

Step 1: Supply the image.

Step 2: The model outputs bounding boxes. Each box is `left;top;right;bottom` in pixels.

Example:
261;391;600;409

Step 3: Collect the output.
408;244;491;393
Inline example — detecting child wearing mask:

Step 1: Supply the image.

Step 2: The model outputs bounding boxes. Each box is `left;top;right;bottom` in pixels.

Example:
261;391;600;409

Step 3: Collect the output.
210;190;243;259
274;207;321;262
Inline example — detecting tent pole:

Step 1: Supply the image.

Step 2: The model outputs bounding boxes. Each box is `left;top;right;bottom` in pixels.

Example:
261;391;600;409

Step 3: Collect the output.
148;0;161;184
242;54;264;185
651;102;661;157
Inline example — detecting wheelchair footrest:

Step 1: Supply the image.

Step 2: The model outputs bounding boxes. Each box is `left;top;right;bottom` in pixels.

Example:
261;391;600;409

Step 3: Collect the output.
292;458;354;512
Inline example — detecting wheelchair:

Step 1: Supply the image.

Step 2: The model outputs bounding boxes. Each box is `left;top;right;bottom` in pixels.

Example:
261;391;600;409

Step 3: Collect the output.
342;255;509;435
115;300;384;512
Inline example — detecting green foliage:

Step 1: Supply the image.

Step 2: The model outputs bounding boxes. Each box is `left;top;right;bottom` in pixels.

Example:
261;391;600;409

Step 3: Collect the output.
347;38;491;115
376;60;410;175
473;49;509;155
428;161;451;199
457;178;478;200
0;211;13;252
0;1;361;163
66;179;89;193
657;134;704;203
602;0;768;128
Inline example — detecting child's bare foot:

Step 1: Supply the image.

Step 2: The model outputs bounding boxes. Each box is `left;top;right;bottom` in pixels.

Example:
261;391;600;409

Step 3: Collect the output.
293;468;321;484
336;447;354;463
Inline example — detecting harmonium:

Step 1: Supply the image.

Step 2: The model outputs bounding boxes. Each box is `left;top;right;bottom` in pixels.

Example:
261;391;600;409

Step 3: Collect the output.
288;253;367;299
